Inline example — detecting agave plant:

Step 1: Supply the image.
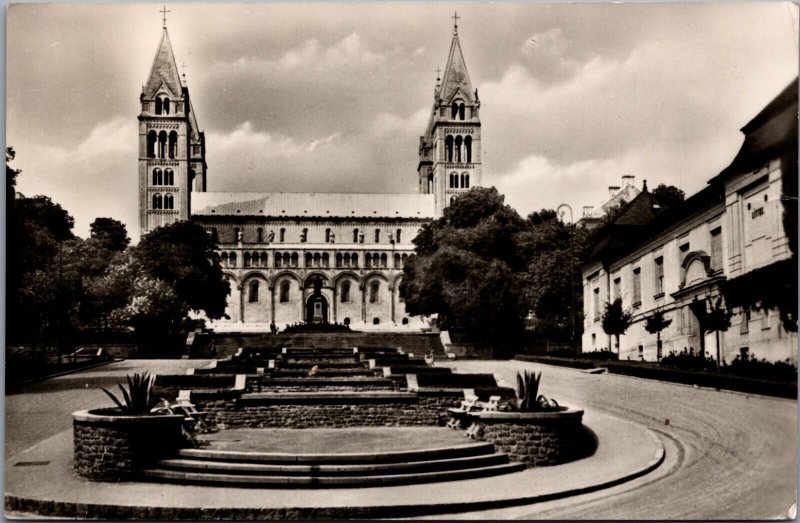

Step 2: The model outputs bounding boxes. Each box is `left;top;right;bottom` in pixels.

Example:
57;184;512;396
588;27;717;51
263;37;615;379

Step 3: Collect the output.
515;370;559;412
101;372;161;415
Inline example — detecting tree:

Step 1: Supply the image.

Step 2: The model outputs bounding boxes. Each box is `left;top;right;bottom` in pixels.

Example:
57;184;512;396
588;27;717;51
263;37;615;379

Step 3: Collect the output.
705;295;732;368
90;217;130;252
400;187;528;347
652;184;685;210
518;209;590;339
644;309;673;360
601;298;633;354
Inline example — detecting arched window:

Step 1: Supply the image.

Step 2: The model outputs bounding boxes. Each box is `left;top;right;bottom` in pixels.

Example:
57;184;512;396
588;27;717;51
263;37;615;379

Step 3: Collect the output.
454;135;463;162
305;252;312;267
168;131;178;159
221;252;229;267
210;227;218;243
365;253;372;269
164;169;174;185
155;97;162;115
370;282;380;303
445;135;454;162
152;193;162;209
229;252;237;268
248;281;259;303
458;103;465;120
280;282;290;303
162;97;170;115
451;101;458;119
352;253;359;268
402;317;409;325
375;229;381;243
158;130;168;158
147;131;157;158
343;317;351;326
465;136;472;163
373;317;380;325
257;228;263;243
353;228;359;243
279;228;286;242
164;193;174;209
313;253;321;268
301;228;308;243
233;227;240;243
396;229;401;243
463;173;470;188
283;253;291;267
152;168;162;185
336;253;343;268
341;282;351;303
380;253;387;268
343;253;351;268
450;172;457;188
450;196;455;205
325;228;331;242
274;252;282;268
243;252;251;268
291;252;298;268
260;252;268;267
323;253;329;268
394;253;401;267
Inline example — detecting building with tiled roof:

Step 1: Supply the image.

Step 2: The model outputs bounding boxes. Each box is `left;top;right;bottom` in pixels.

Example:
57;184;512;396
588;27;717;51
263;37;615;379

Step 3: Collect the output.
581;80;797;364
138;18;480;331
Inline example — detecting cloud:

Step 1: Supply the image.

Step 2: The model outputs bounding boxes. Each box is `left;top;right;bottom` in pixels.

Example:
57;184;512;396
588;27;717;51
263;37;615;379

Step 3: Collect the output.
368;109;429;137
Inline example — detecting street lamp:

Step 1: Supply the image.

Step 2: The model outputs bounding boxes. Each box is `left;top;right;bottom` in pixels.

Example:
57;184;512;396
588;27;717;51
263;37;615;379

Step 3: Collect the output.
556;204;577;349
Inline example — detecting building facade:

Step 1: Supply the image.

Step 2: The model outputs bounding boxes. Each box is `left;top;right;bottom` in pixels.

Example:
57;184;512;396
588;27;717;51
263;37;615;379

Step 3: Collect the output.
138;20;481;330
581;81;797;363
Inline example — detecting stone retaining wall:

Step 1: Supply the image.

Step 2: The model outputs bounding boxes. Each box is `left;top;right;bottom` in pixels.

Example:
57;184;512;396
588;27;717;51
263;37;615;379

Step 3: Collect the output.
72;410;184;481
463;409;587;467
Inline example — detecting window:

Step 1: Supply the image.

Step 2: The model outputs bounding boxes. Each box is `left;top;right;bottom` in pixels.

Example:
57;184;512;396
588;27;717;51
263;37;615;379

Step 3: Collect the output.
593;287;600;321
710;227;723;271
168;132;178;159
301;228;308;243
260;252;268;267
233;228;240;242
353;228;359;243
341;282;351;303
291;252;298;268
164;169;174;185
465;136;472;162
462;173;470;188
280;282;290;303
257;228;263;243
451;102;458;119
454;136;462;162
373;317;380;325
152;168;163;185
343;317;350;326
164;193;174;210
445;135;454;162
152;193;162;209
248;281;259;303
147;131;157;158
450;172;457;188
369;282;380;303
274;252;282;268
396;229;401;243
352;253;358;267
458;103;465;120
244;253;251;268
740;308;750;334
613;277;621;301
229;252;237;268
158;131;168;158
632;268;641;305
374;229;380;243
325;228;331;243
279;228;285;243
654;257;664;295
380;253;387;268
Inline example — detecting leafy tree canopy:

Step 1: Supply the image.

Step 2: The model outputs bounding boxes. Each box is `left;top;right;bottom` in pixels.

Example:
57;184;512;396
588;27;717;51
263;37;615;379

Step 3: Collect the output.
651;183;686;210
90;217;130;252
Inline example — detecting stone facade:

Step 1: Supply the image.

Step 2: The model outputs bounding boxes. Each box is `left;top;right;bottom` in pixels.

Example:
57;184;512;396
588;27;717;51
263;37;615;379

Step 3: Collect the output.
137;22;484;331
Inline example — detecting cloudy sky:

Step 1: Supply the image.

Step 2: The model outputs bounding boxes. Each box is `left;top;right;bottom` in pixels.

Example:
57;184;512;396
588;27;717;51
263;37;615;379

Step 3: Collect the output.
7;3;798;241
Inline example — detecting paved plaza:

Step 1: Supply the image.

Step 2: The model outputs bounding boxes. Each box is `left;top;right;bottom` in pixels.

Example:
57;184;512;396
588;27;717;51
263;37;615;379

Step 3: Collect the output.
5;358;796;519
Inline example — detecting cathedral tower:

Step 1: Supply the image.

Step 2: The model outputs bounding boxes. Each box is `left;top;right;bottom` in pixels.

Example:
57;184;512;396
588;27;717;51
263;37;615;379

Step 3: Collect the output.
418;14;482;217
138;23;207;235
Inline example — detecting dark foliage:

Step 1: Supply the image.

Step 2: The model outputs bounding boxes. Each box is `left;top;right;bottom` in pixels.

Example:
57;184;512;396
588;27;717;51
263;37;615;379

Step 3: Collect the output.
723;353;797;382
547;348;619;361
659;347;717;372
601;298;633;352
281;321;353;334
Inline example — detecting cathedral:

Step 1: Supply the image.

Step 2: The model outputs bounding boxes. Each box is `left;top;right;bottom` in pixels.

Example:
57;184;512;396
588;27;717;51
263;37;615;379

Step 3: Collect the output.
138;17;482;330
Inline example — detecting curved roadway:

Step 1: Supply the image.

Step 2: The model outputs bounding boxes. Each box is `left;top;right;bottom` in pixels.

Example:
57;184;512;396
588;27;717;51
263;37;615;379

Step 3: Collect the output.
436;360;797;520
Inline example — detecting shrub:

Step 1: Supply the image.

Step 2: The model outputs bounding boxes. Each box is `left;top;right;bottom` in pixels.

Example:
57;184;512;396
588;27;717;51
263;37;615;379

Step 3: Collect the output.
548;348;618;361
723;353;797;382
659;348;716;372
515;370;559;412
101;372;161;414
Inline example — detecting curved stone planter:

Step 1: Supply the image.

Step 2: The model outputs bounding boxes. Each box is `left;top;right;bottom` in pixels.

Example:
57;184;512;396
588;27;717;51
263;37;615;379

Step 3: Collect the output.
73;409;184;481
454;408;588;467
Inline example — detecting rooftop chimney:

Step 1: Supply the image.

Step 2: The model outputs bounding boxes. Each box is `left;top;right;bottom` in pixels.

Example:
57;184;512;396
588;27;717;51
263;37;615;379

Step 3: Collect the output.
621;175;635;187
609;186;621;198
582;206;593;217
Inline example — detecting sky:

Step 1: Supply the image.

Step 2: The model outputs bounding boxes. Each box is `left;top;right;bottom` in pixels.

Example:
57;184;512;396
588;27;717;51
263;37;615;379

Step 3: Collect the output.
7;2;798;241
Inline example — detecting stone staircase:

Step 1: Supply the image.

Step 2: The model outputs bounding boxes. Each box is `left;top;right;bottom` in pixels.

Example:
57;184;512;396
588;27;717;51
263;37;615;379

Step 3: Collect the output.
141;442;524;488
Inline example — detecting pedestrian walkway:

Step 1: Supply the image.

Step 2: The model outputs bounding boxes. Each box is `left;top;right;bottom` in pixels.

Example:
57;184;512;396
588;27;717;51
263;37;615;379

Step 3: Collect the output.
5;410;664;519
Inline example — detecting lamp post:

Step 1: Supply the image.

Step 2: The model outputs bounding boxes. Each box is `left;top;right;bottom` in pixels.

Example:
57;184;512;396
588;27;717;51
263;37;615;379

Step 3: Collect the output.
556;204;576;350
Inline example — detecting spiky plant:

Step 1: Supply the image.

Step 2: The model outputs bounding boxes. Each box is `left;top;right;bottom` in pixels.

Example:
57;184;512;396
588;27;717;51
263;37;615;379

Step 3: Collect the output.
101;372;160;415
515;370;560;412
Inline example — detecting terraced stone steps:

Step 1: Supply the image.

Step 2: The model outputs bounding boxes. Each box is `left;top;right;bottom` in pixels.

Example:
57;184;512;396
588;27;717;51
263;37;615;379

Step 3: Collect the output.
140;442;524;488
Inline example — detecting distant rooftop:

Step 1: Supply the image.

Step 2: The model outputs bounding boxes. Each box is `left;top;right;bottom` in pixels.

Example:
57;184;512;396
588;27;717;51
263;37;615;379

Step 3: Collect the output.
192;192;436;219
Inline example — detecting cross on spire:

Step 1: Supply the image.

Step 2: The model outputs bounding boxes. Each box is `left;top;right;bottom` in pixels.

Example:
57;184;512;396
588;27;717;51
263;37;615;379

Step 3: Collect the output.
452;11;460;34
160;5;171;28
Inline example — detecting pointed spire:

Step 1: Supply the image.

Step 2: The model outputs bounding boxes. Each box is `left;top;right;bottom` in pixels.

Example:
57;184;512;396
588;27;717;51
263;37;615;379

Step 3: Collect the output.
143;26;183;99
437;15;474;104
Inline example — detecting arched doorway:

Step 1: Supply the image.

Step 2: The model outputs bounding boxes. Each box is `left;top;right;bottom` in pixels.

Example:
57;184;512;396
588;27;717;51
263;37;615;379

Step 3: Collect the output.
305;277;328;323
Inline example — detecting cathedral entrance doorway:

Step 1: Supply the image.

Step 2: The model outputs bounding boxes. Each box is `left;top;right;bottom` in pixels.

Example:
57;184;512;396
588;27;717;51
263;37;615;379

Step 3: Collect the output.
305;277;329;323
